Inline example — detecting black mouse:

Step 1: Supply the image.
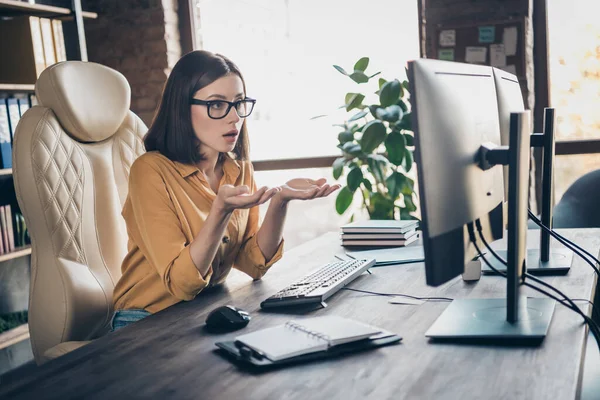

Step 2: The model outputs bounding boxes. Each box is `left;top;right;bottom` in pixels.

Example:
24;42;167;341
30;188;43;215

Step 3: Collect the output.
205;305;251;332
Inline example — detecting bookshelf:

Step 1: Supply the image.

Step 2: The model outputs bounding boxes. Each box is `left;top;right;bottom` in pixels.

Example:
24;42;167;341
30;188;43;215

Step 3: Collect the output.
0;323;28;351
0;0;97;20
0;0;97;372
0;84;35;93
0;245;31;263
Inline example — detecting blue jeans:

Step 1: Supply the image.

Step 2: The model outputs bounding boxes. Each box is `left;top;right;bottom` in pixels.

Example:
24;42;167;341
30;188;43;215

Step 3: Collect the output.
110;309;151;332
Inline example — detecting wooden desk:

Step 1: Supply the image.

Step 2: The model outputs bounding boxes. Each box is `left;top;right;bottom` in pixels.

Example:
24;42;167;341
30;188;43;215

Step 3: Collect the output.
1;229;598;400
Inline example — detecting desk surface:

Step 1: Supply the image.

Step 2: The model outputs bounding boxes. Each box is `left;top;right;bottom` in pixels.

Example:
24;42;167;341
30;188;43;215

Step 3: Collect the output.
1;229;598;400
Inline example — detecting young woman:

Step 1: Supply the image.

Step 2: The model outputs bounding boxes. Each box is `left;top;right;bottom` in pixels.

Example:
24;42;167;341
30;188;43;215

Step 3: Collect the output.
110;50;339;331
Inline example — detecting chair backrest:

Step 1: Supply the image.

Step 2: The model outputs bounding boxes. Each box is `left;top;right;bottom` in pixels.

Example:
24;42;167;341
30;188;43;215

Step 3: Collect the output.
13;61;147;362
553;169;600;229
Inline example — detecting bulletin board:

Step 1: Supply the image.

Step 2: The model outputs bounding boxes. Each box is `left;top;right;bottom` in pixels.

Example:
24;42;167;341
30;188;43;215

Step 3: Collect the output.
433;18;526;79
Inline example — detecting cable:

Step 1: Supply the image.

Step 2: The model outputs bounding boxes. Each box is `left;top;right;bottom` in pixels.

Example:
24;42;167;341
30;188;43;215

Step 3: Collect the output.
474;220;581;312
529;209;600;266
341;287;453;302
470;221;600;348
528;210;600;276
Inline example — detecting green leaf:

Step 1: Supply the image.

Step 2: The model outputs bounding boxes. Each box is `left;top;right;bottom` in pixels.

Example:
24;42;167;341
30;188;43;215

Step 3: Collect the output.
378;78;387;89
402;148;413;172
379;79;401;107
375;105;403;122
334;65;349;76
362;178;373;191
342;142;362;156
404;193;417;212
395;112;412;130
368;192;395;220
404;133;414;146
360;120;386;153
350;71;369;84
386;171;407;200
332;157;345;180
309;114;328;120
354;57;369;72
347;167;363;192
402;177;415;195
368;105;380;119
345;93;365;112
348;110;368;122
385;131;406;166
397;99;408;113
366;154;386;183
336;186;354;214
402;80;410;90
369;72;381;79
338;131;354;144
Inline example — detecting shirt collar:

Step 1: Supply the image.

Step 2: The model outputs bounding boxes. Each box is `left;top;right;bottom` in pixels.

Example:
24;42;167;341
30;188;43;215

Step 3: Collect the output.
173;153;241;182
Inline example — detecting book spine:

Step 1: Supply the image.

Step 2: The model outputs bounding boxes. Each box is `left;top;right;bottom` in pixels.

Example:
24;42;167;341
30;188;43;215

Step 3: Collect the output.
29;16;46;77
5;204;15;252
0;206;9;253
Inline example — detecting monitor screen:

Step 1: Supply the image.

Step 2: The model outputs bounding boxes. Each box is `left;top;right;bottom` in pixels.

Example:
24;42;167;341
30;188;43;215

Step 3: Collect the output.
408;59;505;286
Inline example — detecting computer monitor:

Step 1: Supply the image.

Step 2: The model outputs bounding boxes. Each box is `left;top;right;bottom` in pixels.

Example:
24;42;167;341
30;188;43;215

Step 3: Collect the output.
483;67;573;275
408;59;555;341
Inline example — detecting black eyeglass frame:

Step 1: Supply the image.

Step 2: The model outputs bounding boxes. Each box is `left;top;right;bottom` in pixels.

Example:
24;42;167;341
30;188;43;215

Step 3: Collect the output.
190;97;256;119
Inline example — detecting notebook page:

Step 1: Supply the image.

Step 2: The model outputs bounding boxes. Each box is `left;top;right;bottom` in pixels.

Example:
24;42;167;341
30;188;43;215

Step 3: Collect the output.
235;325;328;362
287;316;381;346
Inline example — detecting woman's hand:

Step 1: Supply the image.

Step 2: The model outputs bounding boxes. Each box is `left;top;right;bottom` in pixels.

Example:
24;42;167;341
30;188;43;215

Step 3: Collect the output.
275;178;341;203
213;184;280;215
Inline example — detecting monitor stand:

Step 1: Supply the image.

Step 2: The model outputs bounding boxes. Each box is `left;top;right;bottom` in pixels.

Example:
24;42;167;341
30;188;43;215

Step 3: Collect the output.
425;296;555;342
482;247;573;275
482;108;573;276
426;111;555;344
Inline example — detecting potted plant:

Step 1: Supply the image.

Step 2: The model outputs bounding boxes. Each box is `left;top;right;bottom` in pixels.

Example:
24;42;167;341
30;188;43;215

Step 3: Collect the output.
330;57;418;221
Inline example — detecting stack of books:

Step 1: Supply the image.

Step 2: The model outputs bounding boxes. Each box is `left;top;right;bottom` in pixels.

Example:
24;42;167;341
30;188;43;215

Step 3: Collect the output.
341;220;419;248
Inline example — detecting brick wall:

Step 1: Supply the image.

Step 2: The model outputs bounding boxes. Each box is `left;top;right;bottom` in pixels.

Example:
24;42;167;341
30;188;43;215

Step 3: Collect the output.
83;0;183;126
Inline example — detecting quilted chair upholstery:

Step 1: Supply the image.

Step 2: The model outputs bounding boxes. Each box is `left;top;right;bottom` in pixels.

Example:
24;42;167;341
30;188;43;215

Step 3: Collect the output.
12;61;147;364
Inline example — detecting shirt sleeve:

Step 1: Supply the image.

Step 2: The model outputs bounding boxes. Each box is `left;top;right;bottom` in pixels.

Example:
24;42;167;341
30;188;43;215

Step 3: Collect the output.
234;168;284;280
127;159;212;301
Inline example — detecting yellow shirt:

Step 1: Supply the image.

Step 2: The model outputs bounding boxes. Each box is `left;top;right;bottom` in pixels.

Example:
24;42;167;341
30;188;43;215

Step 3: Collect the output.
113;151;284;314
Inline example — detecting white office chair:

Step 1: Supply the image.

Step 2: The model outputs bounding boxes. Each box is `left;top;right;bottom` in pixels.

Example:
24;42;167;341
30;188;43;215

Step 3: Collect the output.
13;61;147;364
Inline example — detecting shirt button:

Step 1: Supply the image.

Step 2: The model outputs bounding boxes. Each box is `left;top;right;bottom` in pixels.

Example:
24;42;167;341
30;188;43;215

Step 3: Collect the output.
222;236;230;244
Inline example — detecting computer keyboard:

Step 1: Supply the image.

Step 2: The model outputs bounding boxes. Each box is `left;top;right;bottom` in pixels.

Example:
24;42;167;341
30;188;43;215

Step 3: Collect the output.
260;258;375;309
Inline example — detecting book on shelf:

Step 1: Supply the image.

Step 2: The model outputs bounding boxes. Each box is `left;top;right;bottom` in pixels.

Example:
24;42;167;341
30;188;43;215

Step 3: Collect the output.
341;219;419;234
0;16;66;84
0;100;10;169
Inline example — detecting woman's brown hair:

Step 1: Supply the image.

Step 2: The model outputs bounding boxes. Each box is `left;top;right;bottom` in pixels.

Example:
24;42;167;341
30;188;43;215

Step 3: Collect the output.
144;50;250;163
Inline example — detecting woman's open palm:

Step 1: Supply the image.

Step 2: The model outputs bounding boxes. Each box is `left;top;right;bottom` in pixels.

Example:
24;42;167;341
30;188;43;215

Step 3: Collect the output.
278;178;340;202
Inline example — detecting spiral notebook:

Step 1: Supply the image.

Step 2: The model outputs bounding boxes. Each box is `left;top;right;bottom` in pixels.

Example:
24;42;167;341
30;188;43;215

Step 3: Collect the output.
233;316;382;362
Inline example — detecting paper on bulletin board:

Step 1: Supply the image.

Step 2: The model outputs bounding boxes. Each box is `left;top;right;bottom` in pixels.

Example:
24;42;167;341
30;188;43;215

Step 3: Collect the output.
439;30;456;47
501;65;517;75
465;47;487;64
478;26;495;43
503;27;518;56
438;49;455;61
490;44;506;67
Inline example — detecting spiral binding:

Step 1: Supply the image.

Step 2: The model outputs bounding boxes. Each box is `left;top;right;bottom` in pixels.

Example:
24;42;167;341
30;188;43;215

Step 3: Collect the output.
285;321;333;347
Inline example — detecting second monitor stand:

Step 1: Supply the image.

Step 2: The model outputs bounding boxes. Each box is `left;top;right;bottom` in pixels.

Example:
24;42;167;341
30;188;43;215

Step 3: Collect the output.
482;108;573;276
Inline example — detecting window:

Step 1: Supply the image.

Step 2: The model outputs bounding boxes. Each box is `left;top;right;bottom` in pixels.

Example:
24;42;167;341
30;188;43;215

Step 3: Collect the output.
548;0;600;201
191;0;419;161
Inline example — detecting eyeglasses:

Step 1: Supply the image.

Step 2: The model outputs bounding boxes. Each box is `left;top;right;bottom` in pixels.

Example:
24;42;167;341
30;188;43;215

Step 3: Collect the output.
190;97;256;119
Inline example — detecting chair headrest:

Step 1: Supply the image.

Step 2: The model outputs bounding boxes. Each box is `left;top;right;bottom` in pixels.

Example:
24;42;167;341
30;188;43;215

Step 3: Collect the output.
36;61;131;143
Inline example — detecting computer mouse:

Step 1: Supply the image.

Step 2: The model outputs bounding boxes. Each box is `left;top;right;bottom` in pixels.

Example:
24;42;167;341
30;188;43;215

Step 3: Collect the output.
205;305;251;332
